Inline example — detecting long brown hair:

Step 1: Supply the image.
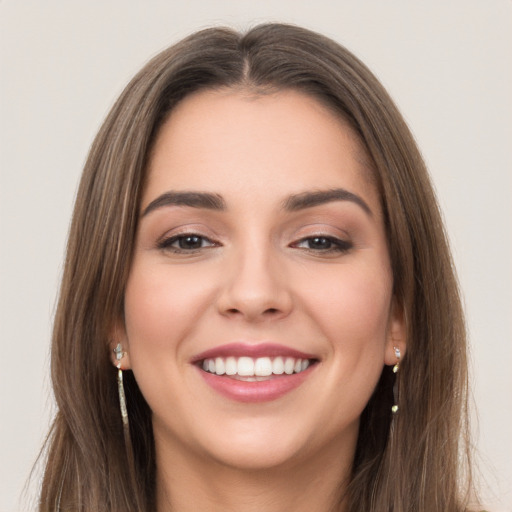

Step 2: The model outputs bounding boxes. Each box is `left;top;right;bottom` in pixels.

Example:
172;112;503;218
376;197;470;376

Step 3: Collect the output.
39;23;472;511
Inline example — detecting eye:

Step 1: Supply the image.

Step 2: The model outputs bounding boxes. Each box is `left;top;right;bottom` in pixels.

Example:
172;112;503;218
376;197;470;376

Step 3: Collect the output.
158;233;217;252
292;236;352;253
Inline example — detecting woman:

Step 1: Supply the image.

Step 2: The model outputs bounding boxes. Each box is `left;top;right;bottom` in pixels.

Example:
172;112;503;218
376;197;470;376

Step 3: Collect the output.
39;23;475;511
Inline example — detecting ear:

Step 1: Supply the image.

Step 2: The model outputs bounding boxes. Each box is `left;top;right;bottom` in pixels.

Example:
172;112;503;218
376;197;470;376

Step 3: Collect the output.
384;298;407;366
108;320;132;370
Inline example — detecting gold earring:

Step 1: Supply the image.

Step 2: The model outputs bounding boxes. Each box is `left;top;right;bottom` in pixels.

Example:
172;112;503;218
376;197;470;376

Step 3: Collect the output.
391;346;401;414
112;343;138;473
113;343;129;428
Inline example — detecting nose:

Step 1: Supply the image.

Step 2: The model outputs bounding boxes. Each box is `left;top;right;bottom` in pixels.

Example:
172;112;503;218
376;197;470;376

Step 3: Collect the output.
216;245;293;322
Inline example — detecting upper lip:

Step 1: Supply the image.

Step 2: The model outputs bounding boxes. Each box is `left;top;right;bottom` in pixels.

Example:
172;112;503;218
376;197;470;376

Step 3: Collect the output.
191;342;318;363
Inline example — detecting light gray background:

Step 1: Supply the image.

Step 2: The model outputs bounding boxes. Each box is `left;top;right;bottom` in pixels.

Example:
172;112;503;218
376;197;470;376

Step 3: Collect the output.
1;2;511;511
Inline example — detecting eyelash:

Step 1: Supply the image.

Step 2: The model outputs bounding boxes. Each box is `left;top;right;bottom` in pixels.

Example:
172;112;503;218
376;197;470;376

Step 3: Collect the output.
158;233;352;255
157;233;218;253
291;236;353;254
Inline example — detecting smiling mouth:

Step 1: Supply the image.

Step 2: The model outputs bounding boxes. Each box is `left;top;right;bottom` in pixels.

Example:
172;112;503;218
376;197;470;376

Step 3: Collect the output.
192;343;319;402
200;356;315;381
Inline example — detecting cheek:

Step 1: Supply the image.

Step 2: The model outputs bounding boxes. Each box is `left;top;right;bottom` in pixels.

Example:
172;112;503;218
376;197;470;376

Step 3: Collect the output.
298;261;393;357
122;261;220;427
280;262;394;446
296;265;392;384
123;262;215;358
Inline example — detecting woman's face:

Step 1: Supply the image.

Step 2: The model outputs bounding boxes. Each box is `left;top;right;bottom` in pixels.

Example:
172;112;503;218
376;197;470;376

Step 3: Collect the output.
116;89;405;471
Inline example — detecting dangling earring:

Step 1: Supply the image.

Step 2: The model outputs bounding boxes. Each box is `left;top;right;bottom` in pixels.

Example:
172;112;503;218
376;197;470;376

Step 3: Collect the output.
113;343;130;429
113;343;138;480
391;346;401;414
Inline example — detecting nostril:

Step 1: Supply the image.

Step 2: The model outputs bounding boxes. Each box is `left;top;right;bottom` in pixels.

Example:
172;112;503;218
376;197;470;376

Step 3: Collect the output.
223;307;282;318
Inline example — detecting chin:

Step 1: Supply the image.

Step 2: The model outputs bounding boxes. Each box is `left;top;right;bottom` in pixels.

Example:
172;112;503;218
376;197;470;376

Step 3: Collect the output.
203;437;310;472
153;411;314;472
185;412;355;473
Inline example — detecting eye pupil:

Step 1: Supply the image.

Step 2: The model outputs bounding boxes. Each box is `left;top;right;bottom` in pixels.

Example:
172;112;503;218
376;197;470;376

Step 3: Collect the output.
179;235;203;249
309;237;331;249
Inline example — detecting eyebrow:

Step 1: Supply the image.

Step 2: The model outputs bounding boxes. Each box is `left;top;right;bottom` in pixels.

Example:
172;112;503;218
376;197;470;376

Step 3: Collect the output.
141;187;372;217
142;191;226;217
282;188;372;216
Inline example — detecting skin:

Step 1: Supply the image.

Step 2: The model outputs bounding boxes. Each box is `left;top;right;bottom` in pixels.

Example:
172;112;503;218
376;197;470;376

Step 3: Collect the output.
112;89;406;512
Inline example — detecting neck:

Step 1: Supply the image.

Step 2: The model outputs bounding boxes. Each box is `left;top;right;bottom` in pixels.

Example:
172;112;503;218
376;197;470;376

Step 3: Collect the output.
154;430;355;512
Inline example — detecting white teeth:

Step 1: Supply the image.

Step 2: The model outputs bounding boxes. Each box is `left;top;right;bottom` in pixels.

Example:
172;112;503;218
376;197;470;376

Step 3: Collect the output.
254;357;272;376
225;356;237;375
272;357;284;375
284;357;295;375
237;357;254;376
201;356;313;377
215;357;225;375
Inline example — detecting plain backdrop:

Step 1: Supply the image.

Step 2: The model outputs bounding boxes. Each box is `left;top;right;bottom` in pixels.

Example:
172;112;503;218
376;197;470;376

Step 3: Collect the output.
1;1;511;511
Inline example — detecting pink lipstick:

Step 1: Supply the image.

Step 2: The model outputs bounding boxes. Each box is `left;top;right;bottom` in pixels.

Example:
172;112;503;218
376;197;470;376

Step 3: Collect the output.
192;343;318;403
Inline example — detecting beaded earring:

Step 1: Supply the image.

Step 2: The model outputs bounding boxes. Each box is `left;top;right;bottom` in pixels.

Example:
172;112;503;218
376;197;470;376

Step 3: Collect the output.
391;346;401;414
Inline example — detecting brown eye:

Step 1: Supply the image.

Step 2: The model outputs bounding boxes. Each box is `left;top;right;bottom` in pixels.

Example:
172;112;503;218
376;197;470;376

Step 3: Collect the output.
176;235;204;249
158;234;217;252
306;237;334;250
293;236;352;253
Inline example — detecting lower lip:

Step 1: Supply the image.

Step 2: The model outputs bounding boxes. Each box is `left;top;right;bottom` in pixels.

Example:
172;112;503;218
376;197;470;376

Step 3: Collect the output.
197;365;316;403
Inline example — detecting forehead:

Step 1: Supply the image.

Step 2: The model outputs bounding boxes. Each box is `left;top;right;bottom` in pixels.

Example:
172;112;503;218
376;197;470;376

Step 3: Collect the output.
145;88;379;210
